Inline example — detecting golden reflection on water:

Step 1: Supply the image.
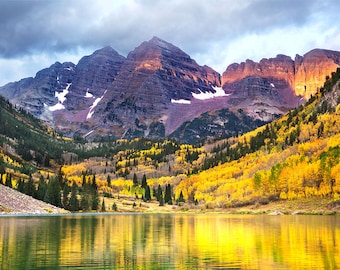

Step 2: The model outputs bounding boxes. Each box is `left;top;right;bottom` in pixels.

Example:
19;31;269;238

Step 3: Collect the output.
0;214;339;269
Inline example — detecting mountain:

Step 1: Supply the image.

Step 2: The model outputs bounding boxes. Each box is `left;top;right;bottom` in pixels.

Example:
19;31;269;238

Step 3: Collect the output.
1;38;339;142
221;49;340;121
90;36;222;139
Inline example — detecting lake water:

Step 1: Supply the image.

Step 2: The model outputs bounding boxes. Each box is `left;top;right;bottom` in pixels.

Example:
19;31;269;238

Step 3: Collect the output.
0;213;339;269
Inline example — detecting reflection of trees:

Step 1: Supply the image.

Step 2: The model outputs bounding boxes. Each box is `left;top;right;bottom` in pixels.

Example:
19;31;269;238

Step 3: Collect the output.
0;215;339;269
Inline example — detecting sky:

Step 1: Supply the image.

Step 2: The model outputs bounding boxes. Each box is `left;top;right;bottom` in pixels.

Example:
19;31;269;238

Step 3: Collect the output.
1;0;340;86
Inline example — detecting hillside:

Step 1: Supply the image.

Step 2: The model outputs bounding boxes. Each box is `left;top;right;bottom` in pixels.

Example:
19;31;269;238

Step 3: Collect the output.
173;68;340;213
0;184;67;214
0;67;340;214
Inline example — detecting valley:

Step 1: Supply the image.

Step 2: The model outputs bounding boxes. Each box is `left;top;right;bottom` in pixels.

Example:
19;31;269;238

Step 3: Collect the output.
0;38;340;214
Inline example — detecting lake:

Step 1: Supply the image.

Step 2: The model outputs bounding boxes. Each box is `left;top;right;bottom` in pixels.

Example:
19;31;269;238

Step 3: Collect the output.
0;213;339;269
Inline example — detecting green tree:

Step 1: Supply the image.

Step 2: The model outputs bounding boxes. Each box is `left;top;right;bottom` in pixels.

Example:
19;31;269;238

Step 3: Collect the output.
253;172;262;191
62;183;71;209
17;178;25;193
0;157;5;183
57;166;64;189
91;174;97;191
80;192;91;211
91;175;99;210
177;190;185;203
144;185;151;202
101;199;106;212
25;174;36;197
141;174;147;188
107;175;111;187
44;177;62;207
164;184;172;204
36;175;47;200
133;173;138;186
112;202;118;211
156;184;162;202
69;185;79;211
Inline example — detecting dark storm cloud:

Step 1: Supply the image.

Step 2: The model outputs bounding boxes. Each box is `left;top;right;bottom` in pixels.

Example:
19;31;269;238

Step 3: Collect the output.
0;0;329;58
0;0;340;85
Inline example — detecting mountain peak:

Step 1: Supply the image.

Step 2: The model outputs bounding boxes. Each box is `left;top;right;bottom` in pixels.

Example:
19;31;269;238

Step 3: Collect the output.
92;46;121;57
149;36;173;48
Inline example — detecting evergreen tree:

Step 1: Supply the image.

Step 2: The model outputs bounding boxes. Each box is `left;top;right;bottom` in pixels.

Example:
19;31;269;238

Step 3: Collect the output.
25;174;36;197
112;202;118;211
0;157;5;184
164;184;172;204
157;184;163;202
159;190;164;206
44;177;62;207
177;190;185;204
133;173;138;186
107;175;111;187
62;183;71;209
91;174;97;191
36;175;47;201
17;178;25;193
152;187;157;199
101;199;106;212
81;173;86;187
144;185;151;202
57;166;64;189
80;192;91;211
141;174;147;188
69;185;79;211
91;174;99;210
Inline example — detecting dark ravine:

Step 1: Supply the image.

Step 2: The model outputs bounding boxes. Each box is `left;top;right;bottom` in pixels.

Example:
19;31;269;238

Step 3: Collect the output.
0;37;339;143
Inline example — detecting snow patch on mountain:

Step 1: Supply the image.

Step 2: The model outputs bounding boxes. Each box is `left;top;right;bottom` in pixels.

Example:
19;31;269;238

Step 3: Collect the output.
85;88;94;98
171;99;191;104
84;130;94;137
192;86;230;100
48;83;72;111
86;90;107;119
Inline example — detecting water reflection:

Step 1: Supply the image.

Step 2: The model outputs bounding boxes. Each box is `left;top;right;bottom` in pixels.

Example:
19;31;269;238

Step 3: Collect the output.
0;214;339;269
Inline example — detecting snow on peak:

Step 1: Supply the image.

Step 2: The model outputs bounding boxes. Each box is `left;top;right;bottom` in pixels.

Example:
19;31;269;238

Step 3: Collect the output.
48;83;72;111
192;86;230;100
86;90;107;120
171;98;191;104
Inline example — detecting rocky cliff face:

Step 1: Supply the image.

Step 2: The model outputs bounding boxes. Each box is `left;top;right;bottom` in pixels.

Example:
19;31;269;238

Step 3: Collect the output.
0;38;339;142
222;49;340;100
294;49;340;98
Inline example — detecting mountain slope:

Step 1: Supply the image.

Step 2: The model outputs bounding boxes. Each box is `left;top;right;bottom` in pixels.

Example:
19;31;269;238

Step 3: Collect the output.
175;67;340;210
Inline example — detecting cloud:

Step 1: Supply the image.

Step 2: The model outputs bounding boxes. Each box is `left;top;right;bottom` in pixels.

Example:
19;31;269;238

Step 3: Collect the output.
0;0;340;85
